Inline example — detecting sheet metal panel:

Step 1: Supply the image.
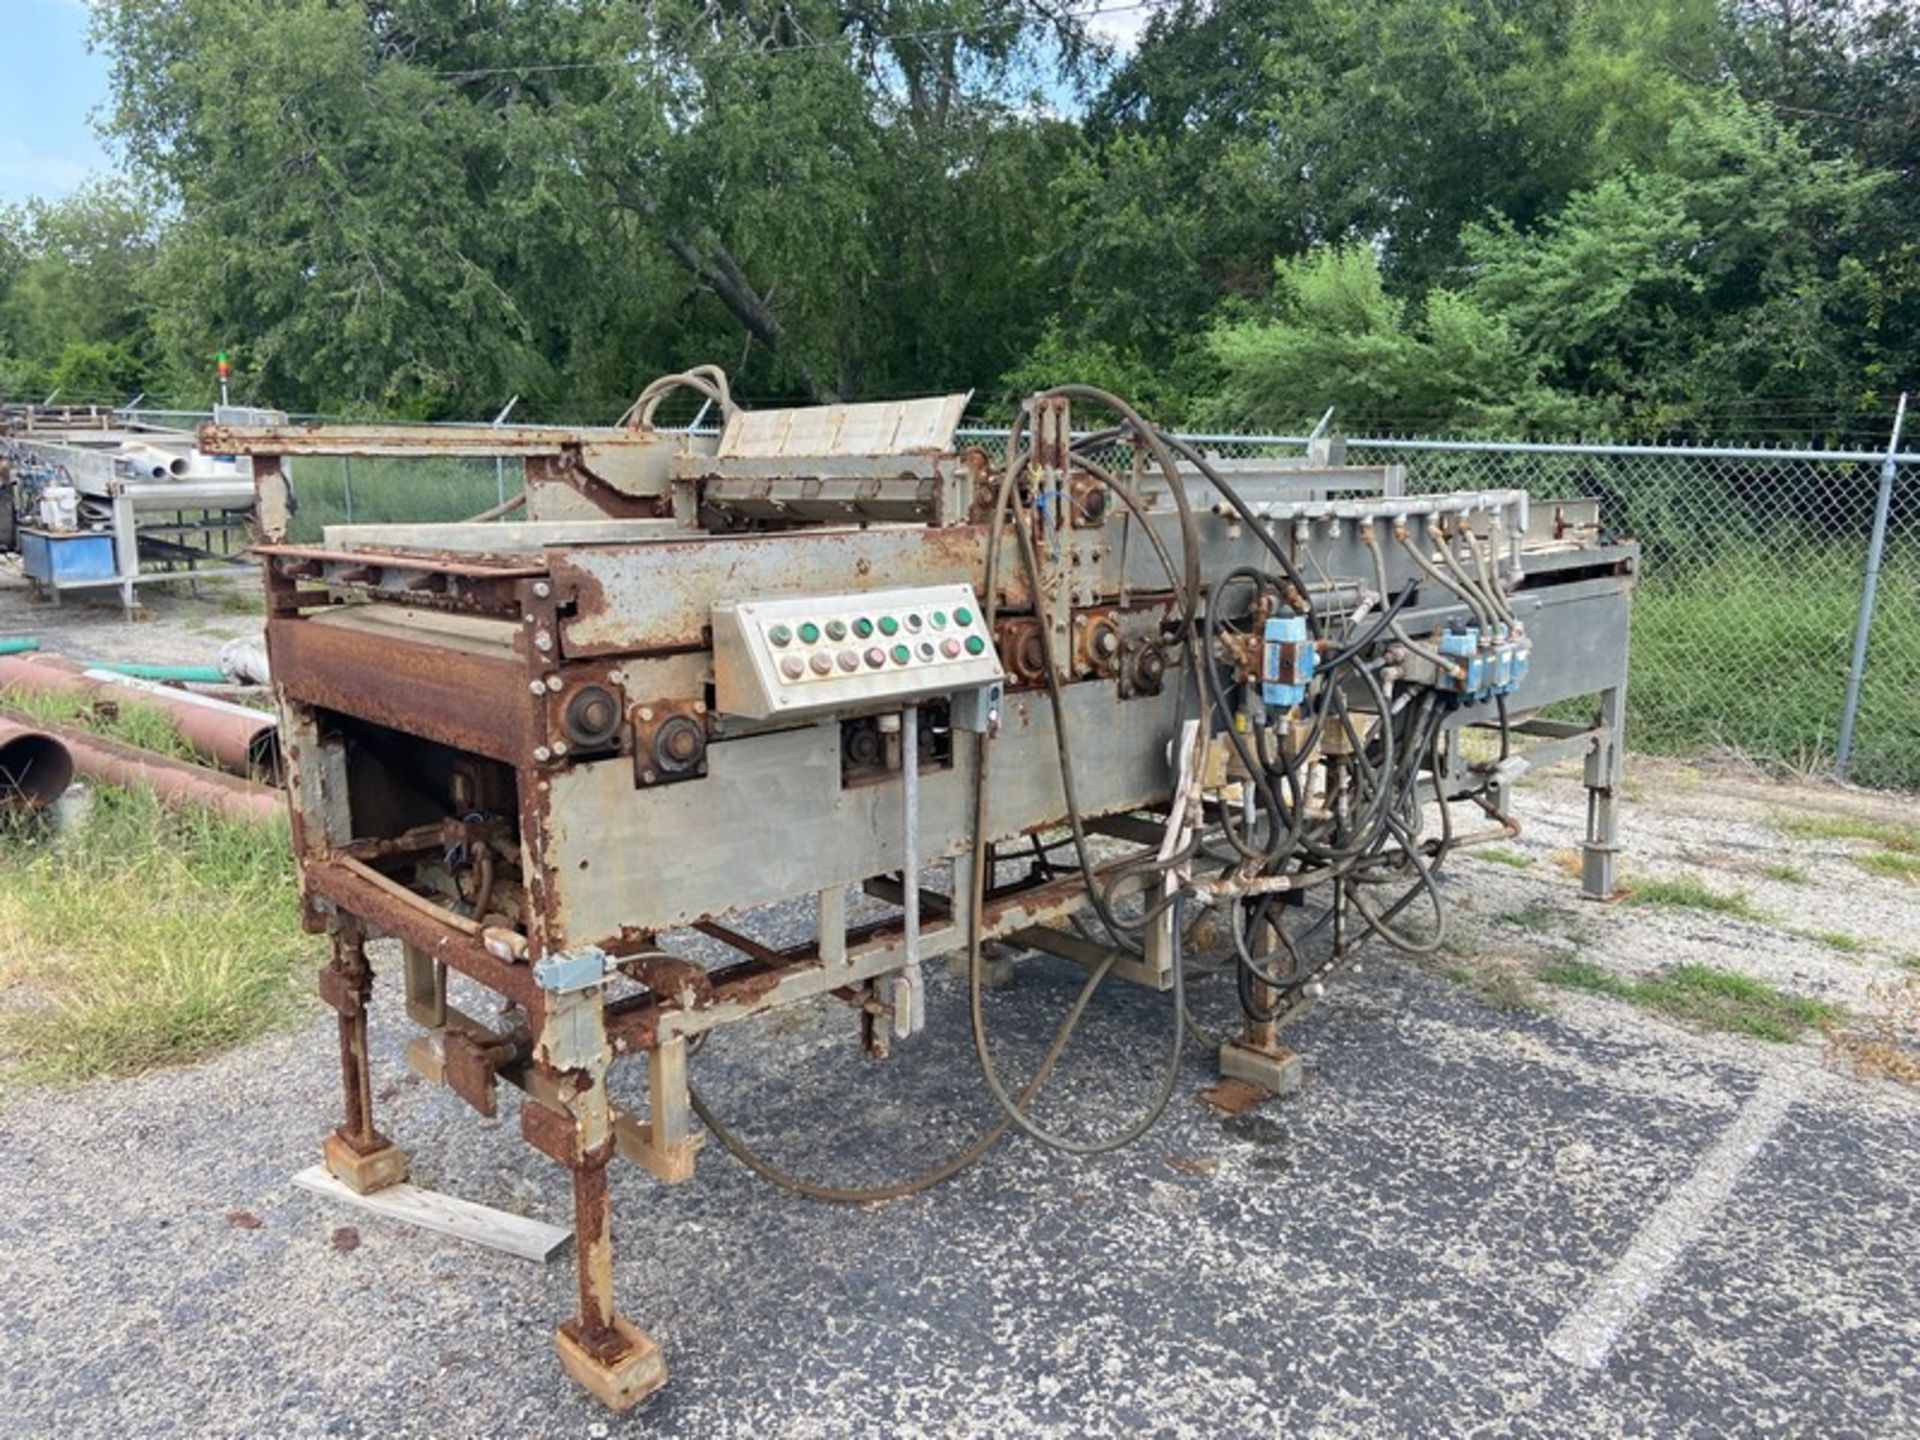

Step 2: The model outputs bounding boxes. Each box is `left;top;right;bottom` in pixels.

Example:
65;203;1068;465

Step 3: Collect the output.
542;680;1182;941
552;525;1030;657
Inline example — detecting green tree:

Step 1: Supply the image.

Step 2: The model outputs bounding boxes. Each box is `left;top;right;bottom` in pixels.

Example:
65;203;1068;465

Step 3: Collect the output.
0;182;158;402
1199;245;1555;432
94;0;1087;414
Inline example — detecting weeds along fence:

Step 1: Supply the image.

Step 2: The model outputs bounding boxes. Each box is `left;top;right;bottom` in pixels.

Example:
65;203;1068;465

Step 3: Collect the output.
184;413;1920;792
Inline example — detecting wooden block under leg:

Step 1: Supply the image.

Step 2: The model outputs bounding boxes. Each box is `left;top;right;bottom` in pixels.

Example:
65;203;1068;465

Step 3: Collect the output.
555;1315;668;1413
322;1130;410;1195
1218;1041;1304;1096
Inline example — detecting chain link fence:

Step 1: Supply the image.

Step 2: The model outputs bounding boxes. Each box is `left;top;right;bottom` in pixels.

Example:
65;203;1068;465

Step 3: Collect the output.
283;454;513;540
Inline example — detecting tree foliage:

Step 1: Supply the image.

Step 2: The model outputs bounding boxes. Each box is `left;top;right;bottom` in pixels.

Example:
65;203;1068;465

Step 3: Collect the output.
0;0;1910;438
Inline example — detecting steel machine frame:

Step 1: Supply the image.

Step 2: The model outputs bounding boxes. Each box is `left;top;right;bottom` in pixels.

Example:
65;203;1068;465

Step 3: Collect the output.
206;370;1635;1411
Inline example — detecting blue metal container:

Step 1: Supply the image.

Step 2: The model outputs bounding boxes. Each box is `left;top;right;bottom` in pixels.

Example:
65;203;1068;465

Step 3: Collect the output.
19;528;118;585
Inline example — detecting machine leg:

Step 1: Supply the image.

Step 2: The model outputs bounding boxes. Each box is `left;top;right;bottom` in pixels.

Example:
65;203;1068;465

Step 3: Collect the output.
1218;917;1304;1095
318;925;408;1194
1581;682;1627;901
541;988;668;1412
111;492;138;618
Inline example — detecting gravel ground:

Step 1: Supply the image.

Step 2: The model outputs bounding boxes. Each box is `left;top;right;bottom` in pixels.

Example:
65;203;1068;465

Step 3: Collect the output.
2;581;1918;1438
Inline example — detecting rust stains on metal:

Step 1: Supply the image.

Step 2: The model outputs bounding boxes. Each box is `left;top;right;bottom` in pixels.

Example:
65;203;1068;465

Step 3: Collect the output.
271;619;537;765
304;857;543;1012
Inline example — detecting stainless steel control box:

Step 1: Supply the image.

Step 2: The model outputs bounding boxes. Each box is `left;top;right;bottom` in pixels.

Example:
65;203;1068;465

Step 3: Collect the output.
712;583;1005;719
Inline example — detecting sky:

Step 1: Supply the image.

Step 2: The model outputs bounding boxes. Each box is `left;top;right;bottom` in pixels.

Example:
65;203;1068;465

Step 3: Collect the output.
0;0;113;206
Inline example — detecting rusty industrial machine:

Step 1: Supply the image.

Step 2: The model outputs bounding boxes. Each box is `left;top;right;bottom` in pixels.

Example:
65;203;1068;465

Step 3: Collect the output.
205;369;1635;1411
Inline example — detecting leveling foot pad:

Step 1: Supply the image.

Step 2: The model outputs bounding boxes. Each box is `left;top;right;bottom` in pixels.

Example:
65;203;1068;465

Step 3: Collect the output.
556;1317;668;1412
322;1131;409;1195
1218;1042;1304;1096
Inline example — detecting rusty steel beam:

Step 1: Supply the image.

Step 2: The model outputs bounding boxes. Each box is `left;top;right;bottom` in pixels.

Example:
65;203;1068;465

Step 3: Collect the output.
0;718;74;810
0;707;281;823
255;544;549;580
270;618;538;765
304;856;544;1012
200;423;639;458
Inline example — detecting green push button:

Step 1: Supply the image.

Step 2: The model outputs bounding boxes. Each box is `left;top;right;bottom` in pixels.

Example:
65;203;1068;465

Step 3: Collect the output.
798;621;820;644
879;615;900;636
931;610;948;628
964;635;986;656
891;644;911;665
825;619;847;641
954;606;974;626
852;617;874;638
768;623;793;647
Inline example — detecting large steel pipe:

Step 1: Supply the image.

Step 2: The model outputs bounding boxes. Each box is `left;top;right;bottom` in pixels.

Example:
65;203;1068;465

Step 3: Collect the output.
0;653;283;782
0;719;74;811
0;708;281;825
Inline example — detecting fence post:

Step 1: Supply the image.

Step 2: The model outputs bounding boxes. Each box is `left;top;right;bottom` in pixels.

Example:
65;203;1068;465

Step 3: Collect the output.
343;456;354;524
1835;392;1908;782
492;395;520;506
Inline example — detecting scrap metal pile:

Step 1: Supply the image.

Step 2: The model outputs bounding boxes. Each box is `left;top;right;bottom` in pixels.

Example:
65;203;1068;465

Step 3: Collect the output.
206;371;1636;1410
2;403;262;614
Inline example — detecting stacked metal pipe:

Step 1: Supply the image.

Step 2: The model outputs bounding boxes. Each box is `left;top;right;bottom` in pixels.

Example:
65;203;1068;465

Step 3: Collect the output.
0;651;285;825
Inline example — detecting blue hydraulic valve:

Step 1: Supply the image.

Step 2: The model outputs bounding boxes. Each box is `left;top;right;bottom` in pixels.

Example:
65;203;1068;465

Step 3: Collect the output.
1260;613;1317;709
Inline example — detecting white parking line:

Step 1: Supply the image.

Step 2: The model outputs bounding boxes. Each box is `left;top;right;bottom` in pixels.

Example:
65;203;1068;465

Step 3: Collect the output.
1546;1074;1797;1370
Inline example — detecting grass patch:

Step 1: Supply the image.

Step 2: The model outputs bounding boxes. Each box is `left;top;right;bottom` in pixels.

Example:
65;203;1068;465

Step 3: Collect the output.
1761;862;1809;885
1492;899;1565;933
0;787;314;1082
1431;960;1543;1013
1856;851;1920;883
1796;929;1865;955
1626;873;1766;921
1470;846;1534;870
1627;545;1920;791
1539;959;1839;1042
1775;813;1920;854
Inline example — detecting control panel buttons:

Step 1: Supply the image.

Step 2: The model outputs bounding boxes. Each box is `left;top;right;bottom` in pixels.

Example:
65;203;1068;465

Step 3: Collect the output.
717;584;1007;718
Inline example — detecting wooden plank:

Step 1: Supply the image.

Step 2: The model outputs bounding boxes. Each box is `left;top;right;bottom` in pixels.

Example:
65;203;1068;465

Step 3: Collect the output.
292;1165;572;1263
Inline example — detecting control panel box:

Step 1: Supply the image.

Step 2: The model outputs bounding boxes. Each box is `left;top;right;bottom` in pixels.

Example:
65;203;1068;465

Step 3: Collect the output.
713;584;1005;720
